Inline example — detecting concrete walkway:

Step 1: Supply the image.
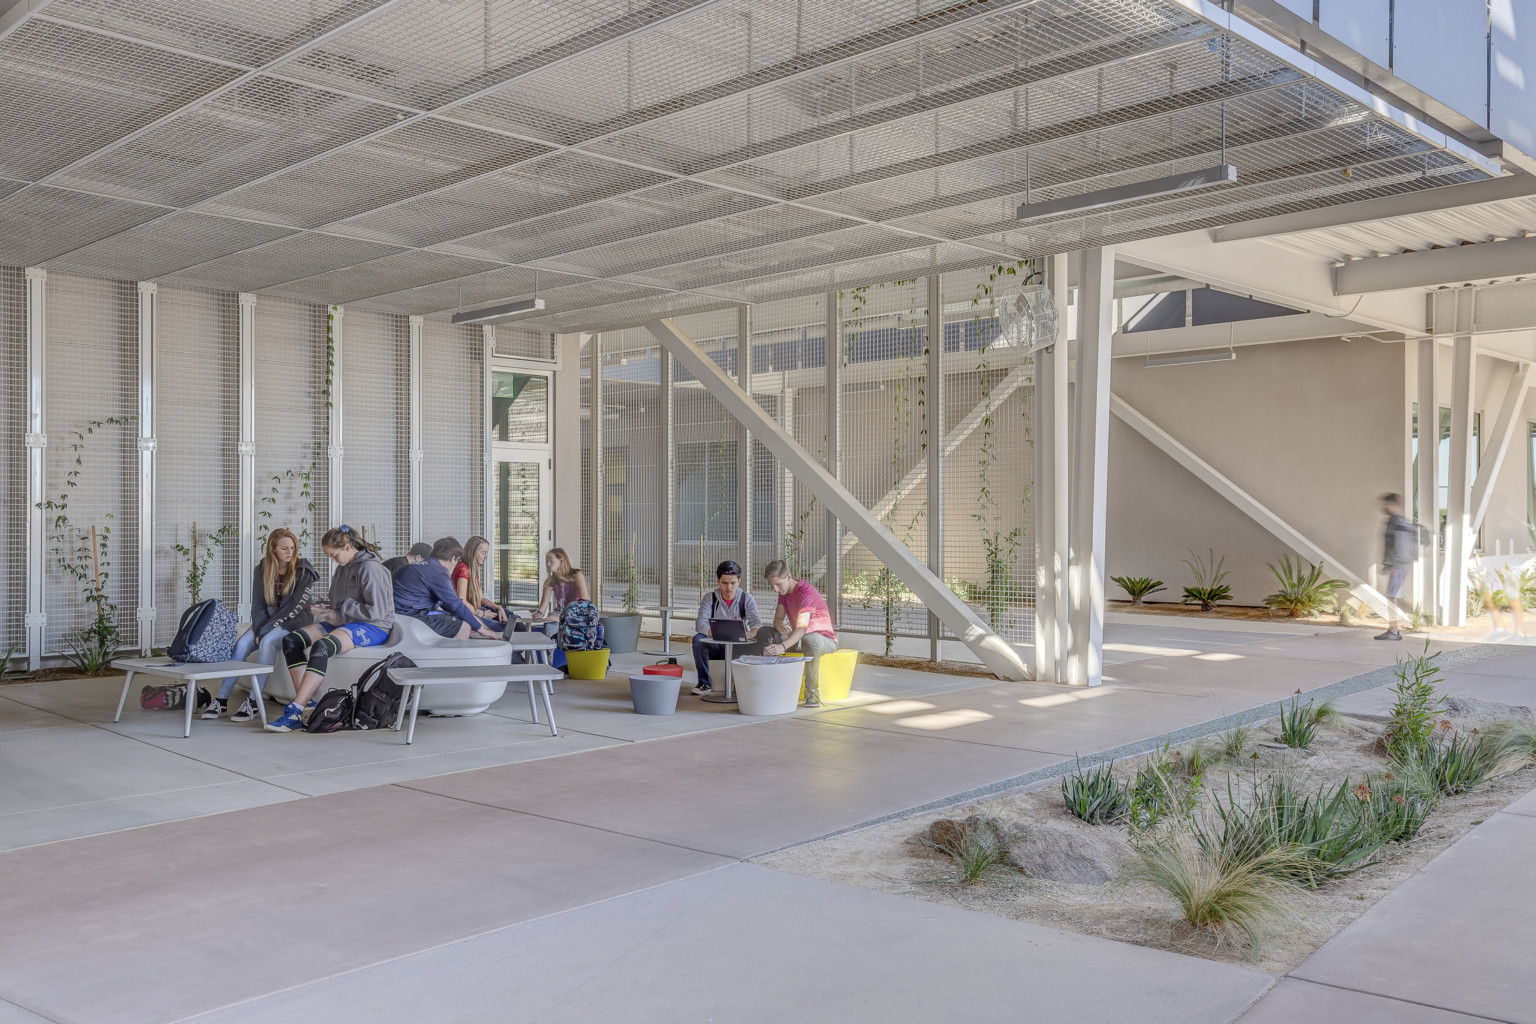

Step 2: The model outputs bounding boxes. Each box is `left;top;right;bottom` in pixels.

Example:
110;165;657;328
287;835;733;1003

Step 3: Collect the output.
0;624;1528;1023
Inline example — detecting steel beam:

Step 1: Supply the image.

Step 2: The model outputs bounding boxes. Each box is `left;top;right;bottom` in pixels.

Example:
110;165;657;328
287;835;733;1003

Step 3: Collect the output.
926;274;944;662
1066;248;1113;688
237;293;255;622
1216;174;1536;242
645;317;1029;680
482;326;495;539
659;346;675;618
1416;332;1440;622
1445;289;1476;627
327;306;344;531
1336;236;1536;295
737;305;752;578
1110;394;1396;619
135;282;156;654
588;334;604;608
23;268;45;670
1035;253;1069;683
824;291;841;620
408;315;424;544
1470;360;1534;536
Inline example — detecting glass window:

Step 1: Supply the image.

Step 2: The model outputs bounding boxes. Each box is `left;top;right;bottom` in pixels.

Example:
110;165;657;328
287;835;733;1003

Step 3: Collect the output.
492;372;548;444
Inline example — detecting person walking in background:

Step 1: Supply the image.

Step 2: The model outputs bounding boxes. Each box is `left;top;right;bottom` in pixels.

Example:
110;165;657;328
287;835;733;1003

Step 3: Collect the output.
761;559;838;707
690;560;761;696
1377;492;1421;641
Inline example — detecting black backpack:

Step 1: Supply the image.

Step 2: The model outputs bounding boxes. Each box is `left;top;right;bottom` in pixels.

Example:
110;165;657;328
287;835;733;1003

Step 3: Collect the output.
351;652;415;731
168;598;238;663
304;688;354;733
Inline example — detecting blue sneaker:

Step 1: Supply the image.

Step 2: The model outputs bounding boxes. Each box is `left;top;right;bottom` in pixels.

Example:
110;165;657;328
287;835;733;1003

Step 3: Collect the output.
299;698;318;722
264;703;305;733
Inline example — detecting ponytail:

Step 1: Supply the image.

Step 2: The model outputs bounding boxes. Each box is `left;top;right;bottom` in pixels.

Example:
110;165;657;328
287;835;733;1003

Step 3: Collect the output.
320;524;378;557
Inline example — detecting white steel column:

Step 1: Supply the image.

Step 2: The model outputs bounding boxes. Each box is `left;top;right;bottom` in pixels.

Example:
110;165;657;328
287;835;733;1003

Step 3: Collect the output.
588;334;604;606
327;306;344;530
926;274;945;662
481;326;494;538
1066;248;1114;688
1034;253;1070;682
737;305;752;574
824;291;841;619
408;315;424;544
646;317;1029;681
24;269;46;670
136;283;156;654
1416;329;1439;622
658;347;675;619
1445;288;1477;627
237;294;256;622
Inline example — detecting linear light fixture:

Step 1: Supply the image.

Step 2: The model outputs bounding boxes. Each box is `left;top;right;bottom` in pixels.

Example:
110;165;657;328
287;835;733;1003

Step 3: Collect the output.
1142;349;1237;368
1017;165;1238;221
450;297;546;324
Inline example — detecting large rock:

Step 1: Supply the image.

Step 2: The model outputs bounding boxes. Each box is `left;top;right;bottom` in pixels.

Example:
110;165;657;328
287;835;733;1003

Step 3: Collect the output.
1443;696;1534;735
924;814;1127;885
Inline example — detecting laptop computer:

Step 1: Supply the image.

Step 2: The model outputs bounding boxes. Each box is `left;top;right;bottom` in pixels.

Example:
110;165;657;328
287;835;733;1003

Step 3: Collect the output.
709;618;748;642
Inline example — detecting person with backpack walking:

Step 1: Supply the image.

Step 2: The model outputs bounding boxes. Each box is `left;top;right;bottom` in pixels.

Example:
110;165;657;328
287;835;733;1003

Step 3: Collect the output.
394;536;499;639
205;528;318;722
690;560;762;696
266;526;395;732
453;535;509;633
1377;492;1421;641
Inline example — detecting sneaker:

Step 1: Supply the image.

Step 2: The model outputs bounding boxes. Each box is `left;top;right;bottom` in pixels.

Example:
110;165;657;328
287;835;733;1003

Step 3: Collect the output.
691;683;712;696
801;696;822;708
230;695;261;723
299;698;319;722
200;698;226;720
1375;630;1403;641
264;703;305;733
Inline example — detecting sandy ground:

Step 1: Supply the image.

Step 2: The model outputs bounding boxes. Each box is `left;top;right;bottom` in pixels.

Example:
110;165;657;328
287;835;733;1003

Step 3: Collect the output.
760;711;1536;973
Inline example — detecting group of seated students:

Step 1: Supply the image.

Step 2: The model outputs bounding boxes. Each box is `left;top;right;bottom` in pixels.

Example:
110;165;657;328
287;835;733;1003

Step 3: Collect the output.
204;520;835;729
198;522;592;733
690;558;839;708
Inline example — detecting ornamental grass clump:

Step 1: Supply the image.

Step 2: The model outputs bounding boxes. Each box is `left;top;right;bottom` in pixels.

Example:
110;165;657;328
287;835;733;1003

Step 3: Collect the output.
1355;776;1433;842
1277;699;1319;749
1196;774;1384;888
1135;837;1303;950
929;827;1011;886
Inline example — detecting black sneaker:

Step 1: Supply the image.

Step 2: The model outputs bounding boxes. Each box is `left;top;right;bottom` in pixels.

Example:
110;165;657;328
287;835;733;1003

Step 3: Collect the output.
691;683;712;696
200;698;226;720
230;695;261;723
1375;630;1403;641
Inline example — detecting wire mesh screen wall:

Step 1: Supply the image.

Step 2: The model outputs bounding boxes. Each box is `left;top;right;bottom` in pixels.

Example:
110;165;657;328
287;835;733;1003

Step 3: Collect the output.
671;309;739;616
155;285;239;644
421;318;483;543
341;307;410;555
494;324;556;362
0;269;26;655
42;273;138;655
598;326;661;613
253;295;329;586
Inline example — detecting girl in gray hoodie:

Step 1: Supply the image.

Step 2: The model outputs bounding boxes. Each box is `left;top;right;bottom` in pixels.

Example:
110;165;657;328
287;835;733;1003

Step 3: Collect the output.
265;525;395;733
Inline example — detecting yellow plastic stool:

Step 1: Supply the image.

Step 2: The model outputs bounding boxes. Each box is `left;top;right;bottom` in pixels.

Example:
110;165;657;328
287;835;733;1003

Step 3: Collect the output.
800;649;859;702
565;648;611;680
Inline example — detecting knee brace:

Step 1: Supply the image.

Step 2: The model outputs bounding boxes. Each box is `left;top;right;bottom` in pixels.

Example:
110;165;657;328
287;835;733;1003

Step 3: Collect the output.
306;633;343;676
281;630;309;666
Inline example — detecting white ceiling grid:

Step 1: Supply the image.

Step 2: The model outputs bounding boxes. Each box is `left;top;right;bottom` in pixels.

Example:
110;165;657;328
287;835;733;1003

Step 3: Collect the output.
0;0;1495;333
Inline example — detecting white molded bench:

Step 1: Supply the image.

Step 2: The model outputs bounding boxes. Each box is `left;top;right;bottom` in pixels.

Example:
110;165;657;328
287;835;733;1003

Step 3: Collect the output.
263;616;513;716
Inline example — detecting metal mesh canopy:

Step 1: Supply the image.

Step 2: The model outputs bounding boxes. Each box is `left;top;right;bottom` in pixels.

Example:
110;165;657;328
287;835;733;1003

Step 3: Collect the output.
0;0;1494;331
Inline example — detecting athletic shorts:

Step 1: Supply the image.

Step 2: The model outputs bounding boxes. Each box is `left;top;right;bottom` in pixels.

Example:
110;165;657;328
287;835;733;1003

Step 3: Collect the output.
416;611;464;638
321;621;390;647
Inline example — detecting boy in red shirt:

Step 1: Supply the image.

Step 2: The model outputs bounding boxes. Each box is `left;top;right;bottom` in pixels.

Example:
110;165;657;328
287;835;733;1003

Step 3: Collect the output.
761;559;839;707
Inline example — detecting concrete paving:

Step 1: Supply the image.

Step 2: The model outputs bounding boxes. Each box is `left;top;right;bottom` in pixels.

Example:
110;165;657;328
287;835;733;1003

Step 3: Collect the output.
182;863;1273;1024
1238;979;1494;1023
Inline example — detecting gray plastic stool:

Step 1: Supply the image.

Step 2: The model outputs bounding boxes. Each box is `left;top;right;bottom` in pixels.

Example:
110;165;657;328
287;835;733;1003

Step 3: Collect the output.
628;674;681;716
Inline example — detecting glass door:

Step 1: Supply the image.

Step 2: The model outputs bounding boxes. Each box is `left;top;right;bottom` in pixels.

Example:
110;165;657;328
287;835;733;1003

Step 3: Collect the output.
493;452;549;607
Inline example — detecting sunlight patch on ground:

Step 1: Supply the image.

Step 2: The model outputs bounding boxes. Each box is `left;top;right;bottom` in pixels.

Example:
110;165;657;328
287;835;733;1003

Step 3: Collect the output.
1018;686;1115;709
1102;643;1201;657
1193;652;1245;662
864;700;938;716
894;708;994;730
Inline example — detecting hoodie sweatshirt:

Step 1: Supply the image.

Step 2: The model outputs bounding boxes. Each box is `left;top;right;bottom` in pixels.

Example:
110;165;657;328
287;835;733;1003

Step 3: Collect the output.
326;550;395;631
251;557;319;637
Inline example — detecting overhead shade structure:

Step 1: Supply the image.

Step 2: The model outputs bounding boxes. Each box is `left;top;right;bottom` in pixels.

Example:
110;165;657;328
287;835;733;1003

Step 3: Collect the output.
1018;165;1239;221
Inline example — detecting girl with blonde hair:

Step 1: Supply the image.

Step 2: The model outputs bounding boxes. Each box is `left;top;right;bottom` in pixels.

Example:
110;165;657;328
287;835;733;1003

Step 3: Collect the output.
207;528;317;722
453;534;509;631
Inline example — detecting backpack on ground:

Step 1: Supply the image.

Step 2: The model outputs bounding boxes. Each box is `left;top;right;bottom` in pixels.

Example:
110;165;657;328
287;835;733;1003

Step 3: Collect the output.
351;652;415;731
140;683;212;711
556;599;602;651
304;688;354;733
168;599;238;664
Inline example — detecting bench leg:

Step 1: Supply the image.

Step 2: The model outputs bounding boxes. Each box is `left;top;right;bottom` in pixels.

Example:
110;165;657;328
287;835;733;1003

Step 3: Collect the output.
248;674;268;726
393;686;409;732
184;679;195;738
540;680;557;737
114;671;134;723
527;679;539;723
405;685;424;745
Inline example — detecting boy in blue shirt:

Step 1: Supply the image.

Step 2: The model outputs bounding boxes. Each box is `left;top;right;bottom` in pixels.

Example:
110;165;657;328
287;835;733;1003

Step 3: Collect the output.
393;537;499;639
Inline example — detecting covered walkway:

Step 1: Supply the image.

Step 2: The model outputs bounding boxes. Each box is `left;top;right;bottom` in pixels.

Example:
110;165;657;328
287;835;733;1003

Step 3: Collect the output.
2;626;1527;1023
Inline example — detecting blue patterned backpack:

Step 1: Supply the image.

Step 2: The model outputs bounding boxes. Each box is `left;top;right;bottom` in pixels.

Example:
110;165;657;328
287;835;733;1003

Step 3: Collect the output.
556;599;602;651
168;598;237;663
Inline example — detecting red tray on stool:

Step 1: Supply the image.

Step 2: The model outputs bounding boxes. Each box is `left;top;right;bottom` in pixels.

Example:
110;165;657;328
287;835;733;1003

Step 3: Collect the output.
641;664;684;678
